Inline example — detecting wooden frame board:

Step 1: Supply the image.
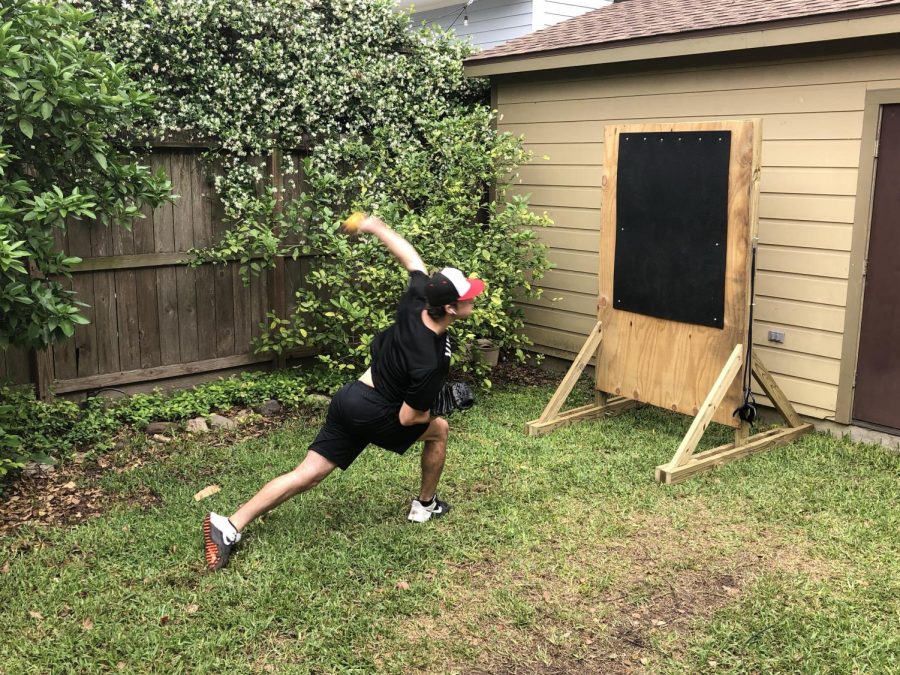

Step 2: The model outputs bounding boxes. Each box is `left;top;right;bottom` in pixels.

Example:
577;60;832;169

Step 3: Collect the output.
597;120;759;428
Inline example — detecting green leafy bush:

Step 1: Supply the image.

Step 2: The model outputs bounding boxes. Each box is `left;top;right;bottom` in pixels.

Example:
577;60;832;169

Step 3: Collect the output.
83;0;552;381
0;366;343;475
0;0;173;351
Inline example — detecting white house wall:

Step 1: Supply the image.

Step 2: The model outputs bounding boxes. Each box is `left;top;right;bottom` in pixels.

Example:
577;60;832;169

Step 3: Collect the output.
412;0;535;50
539;0;611;30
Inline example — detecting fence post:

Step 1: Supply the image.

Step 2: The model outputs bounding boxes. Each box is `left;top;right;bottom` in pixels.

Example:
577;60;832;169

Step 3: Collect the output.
267;148;287;369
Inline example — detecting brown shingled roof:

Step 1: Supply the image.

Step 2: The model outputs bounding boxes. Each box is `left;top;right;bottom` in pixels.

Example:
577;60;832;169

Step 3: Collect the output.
465;0;900;63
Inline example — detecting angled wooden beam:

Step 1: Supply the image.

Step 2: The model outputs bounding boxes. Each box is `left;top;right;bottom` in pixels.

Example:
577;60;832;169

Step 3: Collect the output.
531;321;603;426
656;423;813;484
751;352;803;427
526;396;638;436
661;343;744;471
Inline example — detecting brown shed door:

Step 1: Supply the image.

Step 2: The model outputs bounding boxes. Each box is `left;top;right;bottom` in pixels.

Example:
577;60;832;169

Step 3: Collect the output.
854;104;900;430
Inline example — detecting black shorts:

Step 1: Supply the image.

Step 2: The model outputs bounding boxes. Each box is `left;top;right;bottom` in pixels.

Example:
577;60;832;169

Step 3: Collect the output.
309;381;430;470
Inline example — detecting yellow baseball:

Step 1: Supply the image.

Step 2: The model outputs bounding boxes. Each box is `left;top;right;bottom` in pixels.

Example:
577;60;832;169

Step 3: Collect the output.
342;211;366;234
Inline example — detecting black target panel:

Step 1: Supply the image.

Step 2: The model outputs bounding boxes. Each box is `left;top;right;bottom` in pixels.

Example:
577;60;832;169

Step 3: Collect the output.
613;131;731;329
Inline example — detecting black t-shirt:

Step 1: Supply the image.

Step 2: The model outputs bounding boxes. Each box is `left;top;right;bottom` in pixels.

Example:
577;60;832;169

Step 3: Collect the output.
370;271;451;411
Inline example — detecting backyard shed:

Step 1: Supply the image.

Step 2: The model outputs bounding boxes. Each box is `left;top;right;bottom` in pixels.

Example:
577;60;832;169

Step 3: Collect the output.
464;0;900;434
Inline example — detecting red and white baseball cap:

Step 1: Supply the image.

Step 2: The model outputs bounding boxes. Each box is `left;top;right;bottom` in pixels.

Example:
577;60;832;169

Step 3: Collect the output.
426;267;486;306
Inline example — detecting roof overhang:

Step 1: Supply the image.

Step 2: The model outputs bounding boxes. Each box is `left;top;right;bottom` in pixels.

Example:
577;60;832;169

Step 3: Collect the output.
464;12;900;77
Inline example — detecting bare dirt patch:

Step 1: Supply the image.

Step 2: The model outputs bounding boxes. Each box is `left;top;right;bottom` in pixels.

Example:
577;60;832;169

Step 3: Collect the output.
0;444;164;538
0;408;298;538
411;499;836;675
491;360;562;388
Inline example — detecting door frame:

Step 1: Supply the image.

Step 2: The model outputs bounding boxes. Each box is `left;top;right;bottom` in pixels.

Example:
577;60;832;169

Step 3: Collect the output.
836;88;900;425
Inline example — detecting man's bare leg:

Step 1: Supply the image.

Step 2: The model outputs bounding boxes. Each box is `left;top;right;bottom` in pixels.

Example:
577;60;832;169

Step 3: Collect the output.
418;416;448;502
230;449;338;531
410;417;449;523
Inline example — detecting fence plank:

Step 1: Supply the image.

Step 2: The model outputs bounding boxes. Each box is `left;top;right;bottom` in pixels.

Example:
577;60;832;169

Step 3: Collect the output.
152;153;181;366
90;212;121;375
51;274;78;381
251;269;268;340
109;165;141;373
172;150;199;364
66;217;99;378
206;161;235;358
113;268;141;373
133;183;161;369
193;158;218;360
233;264;252;354
1;345;33;385
215;263;236;357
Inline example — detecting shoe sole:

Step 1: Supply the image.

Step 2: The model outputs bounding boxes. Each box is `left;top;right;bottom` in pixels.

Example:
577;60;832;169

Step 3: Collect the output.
203;514;229;571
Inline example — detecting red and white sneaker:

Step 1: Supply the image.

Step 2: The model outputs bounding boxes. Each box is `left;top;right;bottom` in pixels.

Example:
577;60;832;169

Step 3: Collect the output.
202;513;241;571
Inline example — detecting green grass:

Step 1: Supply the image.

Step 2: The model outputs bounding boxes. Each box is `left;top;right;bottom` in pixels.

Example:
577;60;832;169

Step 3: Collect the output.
1;381;898;674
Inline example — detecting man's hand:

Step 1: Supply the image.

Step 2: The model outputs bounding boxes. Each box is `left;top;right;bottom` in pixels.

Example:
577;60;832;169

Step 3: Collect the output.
399;402;430;426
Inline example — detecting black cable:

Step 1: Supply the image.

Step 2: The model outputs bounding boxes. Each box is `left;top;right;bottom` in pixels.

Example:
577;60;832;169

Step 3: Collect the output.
448;4;468;29
429;2;470;22
734;241;758;424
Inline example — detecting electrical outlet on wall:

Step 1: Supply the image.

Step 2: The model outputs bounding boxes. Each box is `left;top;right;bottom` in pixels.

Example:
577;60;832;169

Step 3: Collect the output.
768;330;785;343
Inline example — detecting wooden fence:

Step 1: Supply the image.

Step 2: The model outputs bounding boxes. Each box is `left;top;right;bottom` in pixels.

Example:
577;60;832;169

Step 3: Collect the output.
0;142;317;398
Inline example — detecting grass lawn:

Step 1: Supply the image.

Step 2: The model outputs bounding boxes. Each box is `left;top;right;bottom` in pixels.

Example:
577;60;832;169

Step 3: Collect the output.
1;379;898;674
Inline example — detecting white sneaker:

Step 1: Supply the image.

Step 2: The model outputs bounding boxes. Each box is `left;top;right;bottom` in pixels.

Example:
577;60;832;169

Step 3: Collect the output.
407;496;451;523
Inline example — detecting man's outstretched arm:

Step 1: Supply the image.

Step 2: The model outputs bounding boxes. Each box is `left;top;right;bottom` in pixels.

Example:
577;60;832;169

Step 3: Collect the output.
358;215;427;275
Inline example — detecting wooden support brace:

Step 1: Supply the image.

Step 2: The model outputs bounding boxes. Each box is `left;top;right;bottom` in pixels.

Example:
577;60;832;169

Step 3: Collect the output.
752;352;803;427
525;321;605;435
526;396;639;436
656;423;813;484
663;343;743;471
657;347;813;484
537;321;602;424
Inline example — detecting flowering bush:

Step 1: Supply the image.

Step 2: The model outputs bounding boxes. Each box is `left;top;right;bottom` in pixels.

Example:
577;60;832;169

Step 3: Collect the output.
81;0;552;378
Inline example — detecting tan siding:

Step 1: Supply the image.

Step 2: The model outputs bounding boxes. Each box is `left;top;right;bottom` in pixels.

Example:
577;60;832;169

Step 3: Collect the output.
522;305;597;333
499;50;900;417
759;167;858;195
755;297;845;333
527;325;598;355
540;269;599;295
755;272;847;306
760;139;861;167
521;289;597;316
525;143;604;164
753;322;843;359
535;206;602;231
536;227;599;252
751;374;838;413
499;83;866;124
500;111;864;141
757;246;850;278
509;184;602;209
758;194;856;223
757;220;853;251
497;53;900;105
516;164;603;187
753;346;841;386
542;248;597;274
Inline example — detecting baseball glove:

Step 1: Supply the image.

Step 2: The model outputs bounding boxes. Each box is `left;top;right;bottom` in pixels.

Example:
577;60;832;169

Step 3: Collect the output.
430;381;475;417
